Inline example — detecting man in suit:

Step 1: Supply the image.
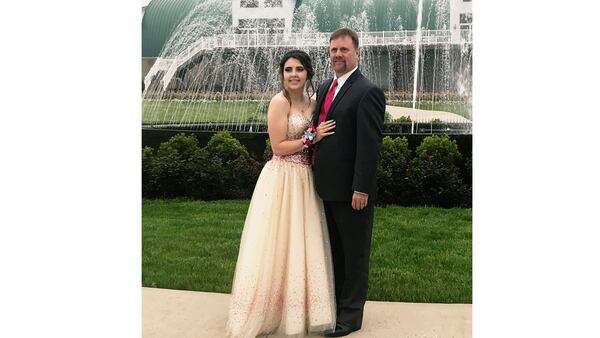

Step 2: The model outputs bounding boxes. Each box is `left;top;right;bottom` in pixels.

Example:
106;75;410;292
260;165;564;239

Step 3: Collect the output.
311;28;386;337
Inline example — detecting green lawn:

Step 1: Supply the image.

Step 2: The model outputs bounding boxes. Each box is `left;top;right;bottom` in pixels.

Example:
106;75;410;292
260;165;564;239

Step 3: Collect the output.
142;199;472;304
142;99;471;124
142;100;266;124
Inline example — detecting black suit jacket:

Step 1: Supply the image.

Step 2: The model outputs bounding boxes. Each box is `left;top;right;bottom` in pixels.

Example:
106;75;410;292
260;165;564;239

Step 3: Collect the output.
312;69;385;201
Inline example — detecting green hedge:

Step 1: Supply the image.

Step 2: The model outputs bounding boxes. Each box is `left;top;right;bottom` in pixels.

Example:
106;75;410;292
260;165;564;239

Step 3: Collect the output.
143;133;472;207
142;132;261;200
377;136;411;205
405;135;470;207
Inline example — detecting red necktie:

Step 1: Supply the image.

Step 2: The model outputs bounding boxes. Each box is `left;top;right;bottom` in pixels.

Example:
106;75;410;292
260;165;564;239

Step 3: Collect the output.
312;79;338;165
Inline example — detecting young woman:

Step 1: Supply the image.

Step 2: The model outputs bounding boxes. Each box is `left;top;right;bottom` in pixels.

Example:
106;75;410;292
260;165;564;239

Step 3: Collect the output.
226;50;337;338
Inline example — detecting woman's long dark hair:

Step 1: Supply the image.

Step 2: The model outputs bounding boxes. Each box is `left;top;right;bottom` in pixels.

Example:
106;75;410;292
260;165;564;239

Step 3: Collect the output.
278;49;315;107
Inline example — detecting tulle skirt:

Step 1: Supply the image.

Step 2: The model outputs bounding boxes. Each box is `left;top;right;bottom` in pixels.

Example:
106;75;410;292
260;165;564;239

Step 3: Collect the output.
227;157;336;338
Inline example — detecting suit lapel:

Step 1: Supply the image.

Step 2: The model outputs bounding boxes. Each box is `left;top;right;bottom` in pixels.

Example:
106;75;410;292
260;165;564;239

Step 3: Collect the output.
326;69;363;120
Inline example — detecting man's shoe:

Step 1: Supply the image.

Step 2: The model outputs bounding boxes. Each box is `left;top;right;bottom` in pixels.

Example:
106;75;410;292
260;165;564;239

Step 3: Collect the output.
323;324;358;337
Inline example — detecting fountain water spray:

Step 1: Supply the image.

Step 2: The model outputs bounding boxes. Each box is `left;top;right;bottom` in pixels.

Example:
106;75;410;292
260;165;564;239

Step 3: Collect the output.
142;0;472;133
411;0;424;133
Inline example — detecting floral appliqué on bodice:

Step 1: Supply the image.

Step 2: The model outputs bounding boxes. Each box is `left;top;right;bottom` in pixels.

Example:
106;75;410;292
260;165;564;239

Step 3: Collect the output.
271;113;311;166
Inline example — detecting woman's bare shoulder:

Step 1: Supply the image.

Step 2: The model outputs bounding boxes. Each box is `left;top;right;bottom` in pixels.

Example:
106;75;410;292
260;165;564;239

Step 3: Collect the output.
268;92;290;116
270;91;288;106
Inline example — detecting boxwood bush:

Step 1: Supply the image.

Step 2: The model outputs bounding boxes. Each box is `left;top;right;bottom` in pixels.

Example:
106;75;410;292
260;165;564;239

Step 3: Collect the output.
142;133;472;207
377;136;411;205
405;135;470;207
142;132;260;200
204;131;261;198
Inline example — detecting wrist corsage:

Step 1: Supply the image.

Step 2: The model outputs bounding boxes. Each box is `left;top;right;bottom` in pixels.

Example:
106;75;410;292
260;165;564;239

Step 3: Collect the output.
301;124;317;148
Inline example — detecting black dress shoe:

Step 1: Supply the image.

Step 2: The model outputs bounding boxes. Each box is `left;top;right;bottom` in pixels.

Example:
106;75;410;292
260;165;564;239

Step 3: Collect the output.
323;324;359;337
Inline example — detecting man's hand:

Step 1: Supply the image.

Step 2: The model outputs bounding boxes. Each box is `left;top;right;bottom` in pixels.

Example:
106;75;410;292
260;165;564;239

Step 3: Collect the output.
351;192;369;210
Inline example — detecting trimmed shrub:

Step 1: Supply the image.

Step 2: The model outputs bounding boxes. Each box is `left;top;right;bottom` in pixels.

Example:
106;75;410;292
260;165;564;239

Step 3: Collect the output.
406;135;470;207
394;115;412;123
156;132;200;158
462;156;473;207
204;131;259;199
142;132;260;200
230;155;262;198
465;156;472;185
148;146;187;198
205;131;249;163
149;133;203;198
184;148;226;200
384;111;393;123
377;136;411;205
142;146;157;198
142;132;472;207
263;138;273;163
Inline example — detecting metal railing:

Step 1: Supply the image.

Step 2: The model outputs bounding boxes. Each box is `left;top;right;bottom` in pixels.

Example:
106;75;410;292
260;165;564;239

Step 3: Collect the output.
184;30;469;56
145;29;472;91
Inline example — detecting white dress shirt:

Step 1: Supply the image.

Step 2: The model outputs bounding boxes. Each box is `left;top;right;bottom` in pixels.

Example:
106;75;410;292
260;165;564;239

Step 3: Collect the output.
329;66;358;100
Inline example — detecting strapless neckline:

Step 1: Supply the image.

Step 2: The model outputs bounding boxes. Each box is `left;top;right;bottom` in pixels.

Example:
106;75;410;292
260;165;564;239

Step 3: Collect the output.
289;112;311;122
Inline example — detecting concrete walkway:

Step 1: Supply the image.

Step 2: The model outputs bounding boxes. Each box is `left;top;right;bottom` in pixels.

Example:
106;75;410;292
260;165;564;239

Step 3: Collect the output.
386;105;471;123
143;287;471;338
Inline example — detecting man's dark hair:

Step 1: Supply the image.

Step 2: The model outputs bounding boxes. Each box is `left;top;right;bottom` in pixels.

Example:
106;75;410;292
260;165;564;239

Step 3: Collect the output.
329;28;359;48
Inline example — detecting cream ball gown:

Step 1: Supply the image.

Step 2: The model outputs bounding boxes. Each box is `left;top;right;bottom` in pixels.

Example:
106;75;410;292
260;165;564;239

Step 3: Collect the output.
226;113;336;338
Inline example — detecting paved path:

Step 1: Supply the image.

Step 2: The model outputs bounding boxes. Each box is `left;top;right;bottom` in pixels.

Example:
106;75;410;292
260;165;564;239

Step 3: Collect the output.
143;287;471;338
386;105;471;123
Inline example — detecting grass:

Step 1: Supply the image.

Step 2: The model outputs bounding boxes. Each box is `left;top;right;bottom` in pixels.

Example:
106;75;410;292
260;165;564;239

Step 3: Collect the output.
142;99;472;124
142;100;266;124
142;199;471;304
369;206;472;303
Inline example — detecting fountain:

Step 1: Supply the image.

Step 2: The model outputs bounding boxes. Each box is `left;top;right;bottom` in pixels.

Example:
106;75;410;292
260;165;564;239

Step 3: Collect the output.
142;0;472;134
411;0;425;133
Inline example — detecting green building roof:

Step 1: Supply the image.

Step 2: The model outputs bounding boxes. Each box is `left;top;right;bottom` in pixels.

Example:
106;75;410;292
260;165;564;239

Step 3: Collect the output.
142;0;204;57
143;0;446;58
